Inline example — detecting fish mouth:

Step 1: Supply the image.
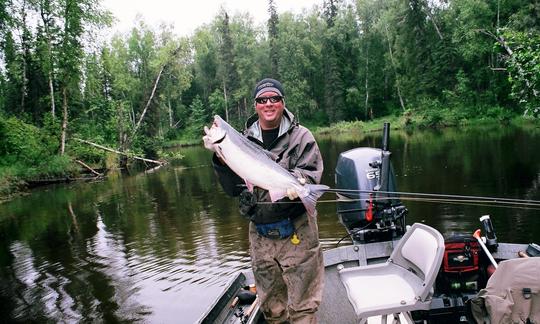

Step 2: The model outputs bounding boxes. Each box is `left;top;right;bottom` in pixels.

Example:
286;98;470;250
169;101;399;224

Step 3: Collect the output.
213;132;226;144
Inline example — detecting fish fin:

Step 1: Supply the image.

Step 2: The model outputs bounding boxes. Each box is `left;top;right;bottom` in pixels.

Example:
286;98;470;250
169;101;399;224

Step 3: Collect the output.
299;184;329;217
245;180;254;192
268;189;287;202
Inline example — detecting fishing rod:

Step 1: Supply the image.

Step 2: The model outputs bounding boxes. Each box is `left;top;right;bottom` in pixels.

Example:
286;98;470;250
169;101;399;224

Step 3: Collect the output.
318;196;540;210
256;188;540;209
321;187;540;207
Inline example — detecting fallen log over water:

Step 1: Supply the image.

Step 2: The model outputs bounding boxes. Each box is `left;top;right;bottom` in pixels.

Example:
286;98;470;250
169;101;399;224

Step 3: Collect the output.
26;175;103;188
73;138;166;166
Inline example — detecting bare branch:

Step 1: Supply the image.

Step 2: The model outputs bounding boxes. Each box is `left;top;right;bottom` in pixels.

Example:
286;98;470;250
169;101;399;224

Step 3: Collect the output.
74;138;166;166
75;160;102;176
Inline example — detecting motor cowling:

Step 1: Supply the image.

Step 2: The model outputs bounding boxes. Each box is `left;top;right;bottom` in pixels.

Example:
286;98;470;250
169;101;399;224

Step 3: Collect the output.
335;147;406;243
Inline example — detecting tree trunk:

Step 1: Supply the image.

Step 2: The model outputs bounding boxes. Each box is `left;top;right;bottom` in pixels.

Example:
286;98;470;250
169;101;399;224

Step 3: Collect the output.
59;86;68;155
385;24;406;111
223;80;229;122
168;98;173;127
364;44;370;120
19;0;29;113
244;97;248;120
20;53;27;112
117;102;128;168
48;70;55;118
129;65;164;142
40;2;56;118
130;105;136;127
237;103;241;122
167;99;181;128
424;8;443;40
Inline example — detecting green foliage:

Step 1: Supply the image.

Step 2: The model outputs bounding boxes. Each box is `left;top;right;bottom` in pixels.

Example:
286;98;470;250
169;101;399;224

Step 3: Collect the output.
185;96;208;138
442;69;474;110
482;105;513;121
501;30;540;117
0;115;78;183
30;154;77;178
209;89;226;117
0;165;29;199
0;116;49;165
158;150;184;163
0;72;6;113
1;0;539;194
268;0;279;76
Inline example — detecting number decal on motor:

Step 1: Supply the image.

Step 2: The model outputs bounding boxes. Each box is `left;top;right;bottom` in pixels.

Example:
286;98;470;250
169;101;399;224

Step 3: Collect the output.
366;169;379;180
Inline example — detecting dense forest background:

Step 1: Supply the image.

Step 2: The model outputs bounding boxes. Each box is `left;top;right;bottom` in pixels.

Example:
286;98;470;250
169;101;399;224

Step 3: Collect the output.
0;0;539;194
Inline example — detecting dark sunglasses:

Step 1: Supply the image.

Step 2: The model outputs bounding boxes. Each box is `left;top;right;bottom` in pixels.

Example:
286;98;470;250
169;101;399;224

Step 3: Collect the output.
255;96;283;104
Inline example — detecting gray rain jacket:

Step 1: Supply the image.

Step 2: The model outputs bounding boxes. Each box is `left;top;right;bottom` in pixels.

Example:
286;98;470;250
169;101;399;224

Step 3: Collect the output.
212;108;324;224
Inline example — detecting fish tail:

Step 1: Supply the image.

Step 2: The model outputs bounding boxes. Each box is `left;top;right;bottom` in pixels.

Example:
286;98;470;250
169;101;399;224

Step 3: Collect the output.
300;184;330;217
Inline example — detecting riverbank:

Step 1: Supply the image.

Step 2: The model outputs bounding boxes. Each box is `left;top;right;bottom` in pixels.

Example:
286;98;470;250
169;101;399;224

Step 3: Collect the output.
313;108;538;135
1;112;537;203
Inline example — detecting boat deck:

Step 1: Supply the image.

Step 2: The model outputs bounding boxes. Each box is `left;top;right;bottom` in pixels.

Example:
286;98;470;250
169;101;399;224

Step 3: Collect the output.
200;241;530;324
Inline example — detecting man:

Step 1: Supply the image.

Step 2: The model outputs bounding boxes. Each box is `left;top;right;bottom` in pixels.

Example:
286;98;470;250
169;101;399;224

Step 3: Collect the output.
204;78;325;323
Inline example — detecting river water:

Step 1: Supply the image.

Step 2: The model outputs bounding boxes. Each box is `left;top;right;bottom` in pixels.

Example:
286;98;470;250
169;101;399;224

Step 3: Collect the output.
0;124;539;323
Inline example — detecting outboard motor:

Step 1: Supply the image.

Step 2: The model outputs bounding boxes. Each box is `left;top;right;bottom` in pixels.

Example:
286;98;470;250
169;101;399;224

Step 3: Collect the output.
335;123;407;244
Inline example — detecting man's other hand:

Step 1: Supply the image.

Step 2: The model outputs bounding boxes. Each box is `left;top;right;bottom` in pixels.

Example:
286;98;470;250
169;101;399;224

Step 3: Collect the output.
286;178;306;200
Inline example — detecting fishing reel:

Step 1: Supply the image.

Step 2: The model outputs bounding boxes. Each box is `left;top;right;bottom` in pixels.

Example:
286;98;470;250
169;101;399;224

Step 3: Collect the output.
379;204;408;226
348;203;408;243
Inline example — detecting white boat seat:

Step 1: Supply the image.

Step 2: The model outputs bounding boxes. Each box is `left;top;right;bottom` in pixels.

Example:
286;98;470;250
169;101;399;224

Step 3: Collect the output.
339;223;445;324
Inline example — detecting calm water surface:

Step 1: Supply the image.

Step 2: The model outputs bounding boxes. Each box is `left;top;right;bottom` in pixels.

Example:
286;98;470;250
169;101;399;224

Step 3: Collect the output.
0;124;539;323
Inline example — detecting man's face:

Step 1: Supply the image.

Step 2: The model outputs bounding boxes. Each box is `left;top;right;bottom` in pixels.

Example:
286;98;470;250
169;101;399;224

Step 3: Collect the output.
255;91;284;129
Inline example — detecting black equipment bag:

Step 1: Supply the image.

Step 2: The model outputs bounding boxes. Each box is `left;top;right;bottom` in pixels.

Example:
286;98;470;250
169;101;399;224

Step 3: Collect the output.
437;234;483;293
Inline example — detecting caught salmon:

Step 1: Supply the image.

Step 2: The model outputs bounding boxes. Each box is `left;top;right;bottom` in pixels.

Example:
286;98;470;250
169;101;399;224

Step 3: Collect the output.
203;115;328;217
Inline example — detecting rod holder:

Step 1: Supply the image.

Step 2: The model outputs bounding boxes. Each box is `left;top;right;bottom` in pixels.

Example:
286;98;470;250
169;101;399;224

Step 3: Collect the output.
479;215;498;252
375;123;391;193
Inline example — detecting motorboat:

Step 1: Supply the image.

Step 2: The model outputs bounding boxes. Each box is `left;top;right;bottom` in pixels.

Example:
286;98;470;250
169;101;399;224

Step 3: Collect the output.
198;123;539;324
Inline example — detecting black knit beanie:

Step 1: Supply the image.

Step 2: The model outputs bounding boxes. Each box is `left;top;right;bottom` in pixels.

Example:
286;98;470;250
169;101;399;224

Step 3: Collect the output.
253;78;285;98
